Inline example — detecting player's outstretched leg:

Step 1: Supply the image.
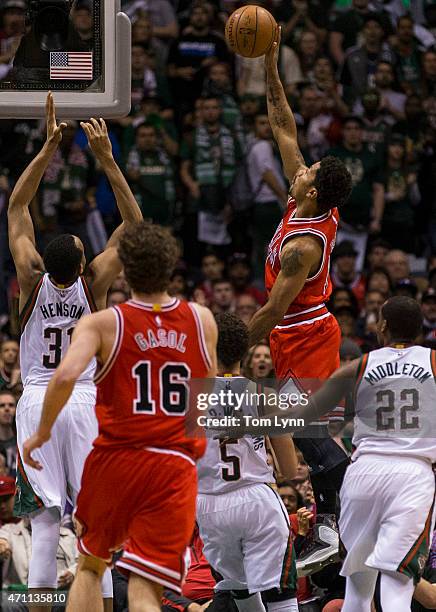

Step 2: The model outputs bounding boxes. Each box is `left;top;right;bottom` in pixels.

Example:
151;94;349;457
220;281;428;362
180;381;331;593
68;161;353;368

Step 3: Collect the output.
66;555;105;612
379;571;415;612
127;574;162;612
342;570;378;612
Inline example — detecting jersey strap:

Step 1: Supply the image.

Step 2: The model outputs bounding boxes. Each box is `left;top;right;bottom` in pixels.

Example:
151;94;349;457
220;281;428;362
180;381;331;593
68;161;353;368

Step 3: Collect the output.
94;306;124;384
19;273;45;331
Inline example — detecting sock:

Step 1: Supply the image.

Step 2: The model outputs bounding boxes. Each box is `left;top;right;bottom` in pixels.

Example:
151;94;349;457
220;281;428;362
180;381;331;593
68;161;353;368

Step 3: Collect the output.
234;592;266;612
101;567;113;598
342;570;378;612
379;571;415;612
28;507;61;588
266;598;299;611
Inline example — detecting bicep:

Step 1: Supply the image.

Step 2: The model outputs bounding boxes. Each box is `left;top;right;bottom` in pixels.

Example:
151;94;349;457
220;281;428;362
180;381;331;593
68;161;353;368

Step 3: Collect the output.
274;132;306;183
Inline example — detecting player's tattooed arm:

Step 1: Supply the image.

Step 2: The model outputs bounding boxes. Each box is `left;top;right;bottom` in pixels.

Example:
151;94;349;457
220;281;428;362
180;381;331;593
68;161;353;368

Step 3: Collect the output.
8;92;64;304
264;26;306;181
247;237;321;346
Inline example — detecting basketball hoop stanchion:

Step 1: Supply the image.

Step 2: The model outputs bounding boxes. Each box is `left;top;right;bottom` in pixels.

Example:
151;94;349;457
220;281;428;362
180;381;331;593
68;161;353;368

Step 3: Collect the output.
0;0;131;119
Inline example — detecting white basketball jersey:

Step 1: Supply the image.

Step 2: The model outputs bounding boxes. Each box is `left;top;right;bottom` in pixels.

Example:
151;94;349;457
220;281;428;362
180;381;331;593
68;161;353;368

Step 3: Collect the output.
353;345;436;462
197;377;274;494
20;274;96;387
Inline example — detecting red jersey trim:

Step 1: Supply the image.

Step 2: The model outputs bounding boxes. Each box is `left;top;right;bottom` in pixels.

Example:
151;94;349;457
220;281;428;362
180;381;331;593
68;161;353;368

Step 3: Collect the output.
116;559;182;593
280;228;327;283
275;310;331;330
288;209;331;223
127;298;180;312
283;304;326;319
188;303;212;371
123;550;182;579
94;307;124;384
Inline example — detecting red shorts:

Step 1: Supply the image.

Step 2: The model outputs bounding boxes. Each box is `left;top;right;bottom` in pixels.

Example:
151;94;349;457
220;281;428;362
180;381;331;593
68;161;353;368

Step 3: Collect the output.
270;313;341;382
75;446;197;594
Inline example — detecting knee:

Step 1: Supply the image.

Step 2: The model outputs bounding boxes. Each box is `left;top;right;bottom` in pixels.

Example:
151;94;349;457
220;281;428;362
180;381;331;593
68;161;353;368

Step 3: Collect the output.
78;554;107;578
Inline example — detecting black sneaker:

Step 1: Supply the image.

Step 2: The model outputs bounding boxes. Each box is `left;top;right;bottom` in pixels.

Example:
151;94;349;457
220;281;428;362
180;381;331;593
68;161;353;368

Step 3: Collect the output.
296;514;340;577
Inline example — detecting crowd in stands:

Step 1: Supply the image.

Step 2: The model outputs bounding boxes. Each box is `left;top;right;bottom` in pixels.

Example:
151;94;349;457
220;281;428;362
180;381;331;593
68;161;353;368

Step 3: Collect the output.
1;0;436;610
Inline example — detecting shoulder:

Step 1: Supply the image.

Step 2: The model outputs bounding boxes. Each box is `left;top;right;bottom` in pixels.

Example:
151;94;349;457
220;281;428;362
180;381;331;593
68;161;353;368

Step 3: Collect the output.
281;234;323;260
190;302;217;330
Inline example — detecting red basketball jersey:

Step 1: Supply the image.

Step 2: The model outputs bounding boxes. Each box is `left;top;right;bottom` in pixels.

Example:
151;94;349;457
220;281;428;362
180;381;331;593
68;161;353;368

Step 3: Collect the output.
265;197;339;326
93;298;211;460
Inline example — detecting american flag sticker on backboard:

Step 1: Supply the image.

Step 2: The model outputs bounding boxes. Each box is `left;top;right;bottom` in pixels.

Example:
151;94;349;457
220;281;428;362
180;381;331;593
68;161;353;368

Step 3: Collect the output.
50;52;93;80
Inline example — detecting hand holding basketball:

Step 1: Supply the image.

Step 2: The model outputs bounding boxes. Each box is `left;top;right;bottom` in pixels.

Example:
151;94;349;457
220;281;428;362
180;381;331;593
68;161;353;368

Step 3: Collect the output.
264;25;281;72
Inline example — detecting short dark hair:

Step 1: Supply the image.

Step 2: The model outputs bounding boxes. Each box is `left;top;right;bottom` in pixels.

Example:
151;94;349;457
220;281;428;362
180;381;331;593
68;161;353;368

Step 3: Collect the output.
117;222;179;293
215;313;249;368
43;234;83;284
314;156;352;211
381;296;423;341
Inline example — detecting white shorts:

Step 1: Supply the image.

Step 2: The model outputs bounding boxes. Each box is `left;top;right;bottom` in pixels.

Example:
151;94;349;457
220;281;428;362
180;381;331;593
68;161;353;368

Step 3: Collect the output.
196;483;295;594
339;454;436;582
16;385;97;516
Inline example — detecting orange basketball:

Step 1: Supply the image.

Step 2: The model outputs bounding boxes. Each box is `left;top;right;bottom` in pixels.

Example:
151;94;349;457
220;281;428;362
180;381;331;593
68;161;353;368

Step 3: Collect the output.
225;5;277;59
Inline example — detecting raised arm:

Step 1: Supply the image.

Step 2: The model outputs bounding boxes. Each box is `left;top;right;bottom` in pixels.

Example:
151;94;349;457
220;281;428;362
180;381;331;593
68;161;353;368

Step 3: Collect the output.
265;27;306;182
248;236;322;345
22;310;114;469
7;92;66;306
80;119;142;307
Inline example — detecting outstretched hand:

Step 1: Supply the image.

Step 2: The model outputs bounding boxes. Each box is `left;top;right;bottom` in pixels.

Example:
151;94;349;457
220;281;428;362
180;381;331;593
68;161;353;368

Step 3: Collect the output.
80;118;113;163
264;25;281;73
46;91;67;146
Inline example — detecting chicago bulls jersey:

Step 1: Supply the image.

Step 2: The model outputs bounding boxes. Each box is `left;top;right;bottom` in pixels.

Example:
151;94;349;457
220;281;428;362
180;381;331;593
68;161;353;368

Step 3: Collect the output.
94;298;211;460
265;197;339;327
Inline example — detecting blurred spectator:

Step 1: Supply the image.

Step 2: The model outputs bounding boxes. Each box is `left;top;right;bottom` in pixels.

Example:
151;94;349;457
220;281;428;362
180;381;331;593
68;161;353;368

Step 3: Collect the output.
0;515;77;589
366;266;393;297
340;337;363;363
277;481;303;515
329;116;385;270
168;268;189;299
180;96;240;254
0;390;16;473
242;342;274;380
236;41;303;99
107;289;128;307
71;2;93;48
373;60;407;118
419;49;436;98
366;238;391;271
394;277;418;298
0;476;18;526
296;30;322;80
311;57;349;118
380;133;420;252
131;42;157;111
357;88;393;161
276;0;328;48
235;294;258;326
329;287;360;316
123;0;178;48
356;289;384;348
391;14;423;94
38;121;96;259
210;279;234;315
125;122;176;225
167;4;230;116
384;247;410;282
334;306;360;342
202;62;243;140
421;287;436;347
197;252;225;304
131;14;166;70
0;339;19;390
227;253;265;305
329;0;392;66
246;114;287;277
331;241;366;307
0;0;25;80
295;85;334;162
340;14;394;106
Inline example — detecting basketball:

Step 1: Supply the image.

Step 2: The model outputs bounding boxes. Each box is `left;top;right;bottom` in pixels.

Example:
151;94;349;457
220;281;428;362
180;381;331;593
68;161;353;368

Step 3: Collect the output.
225;5;277;59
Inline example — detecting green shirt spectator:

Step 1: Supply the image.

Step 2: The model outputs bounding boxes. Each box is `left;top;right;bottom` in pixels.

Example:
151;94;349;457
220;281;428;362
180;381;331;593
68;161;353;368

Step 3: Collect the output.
125;123;176;226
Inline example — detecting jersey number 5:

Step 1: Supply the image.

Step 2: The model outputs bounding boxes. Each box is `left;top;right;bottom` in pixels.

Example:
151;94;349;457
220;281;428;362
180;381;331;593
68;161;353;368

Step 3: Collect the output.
220;440;241;482
132;360;191;416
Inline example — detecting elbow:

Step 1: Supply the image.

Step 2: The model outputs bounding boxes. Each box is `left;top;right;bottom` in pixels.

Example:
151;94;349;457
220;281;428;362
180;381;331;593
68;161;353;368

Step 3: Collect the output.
53;368;78;389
